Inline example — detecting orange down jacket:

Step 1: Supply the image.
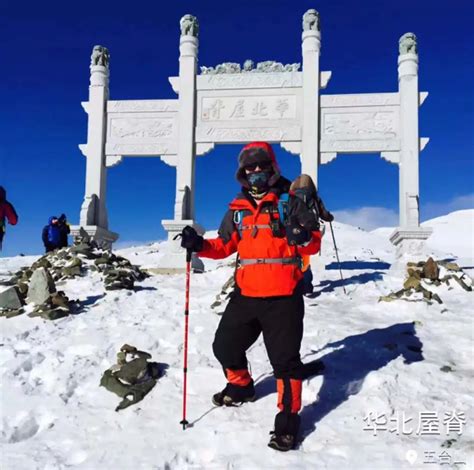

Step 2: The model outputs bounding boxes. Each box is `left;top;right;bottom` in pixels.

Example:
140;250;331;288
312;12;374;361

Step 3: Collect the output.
199;188;322;297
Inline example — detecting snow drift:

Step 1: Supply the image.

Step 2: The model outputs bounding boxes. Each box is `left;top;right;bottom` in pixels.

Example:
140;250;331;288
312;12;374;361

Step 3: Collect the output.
0;212;473;469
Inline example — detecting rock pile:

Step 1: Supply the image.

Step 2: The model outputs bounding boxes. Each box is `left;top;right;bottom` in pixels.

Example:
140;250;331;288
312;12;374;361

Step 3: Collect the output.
380;257;473;304
100;344;163;411
210;275;235;313
0;229;149;319
92;252;148;290
0;265;72;320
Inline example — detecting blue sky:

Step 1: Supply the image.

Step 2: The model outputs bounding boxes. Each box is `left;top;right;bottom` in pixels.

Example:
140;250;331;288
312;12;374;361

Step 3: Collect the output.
1;0;473;256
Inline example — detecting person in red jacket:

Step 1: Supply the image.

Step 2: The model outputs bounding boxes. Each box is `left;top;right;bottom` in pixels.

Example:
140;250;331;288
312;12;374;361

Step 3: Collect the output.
0;186;18;252
180;142;322;451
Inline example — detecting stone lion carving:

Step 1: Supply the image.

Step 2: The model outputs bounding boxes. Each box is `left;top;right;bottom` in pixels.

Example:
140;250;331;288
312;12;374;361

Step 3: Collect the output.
180;14;199;37
217;62;241;73
303;9;320;31
399;33;417;55
90;45;110;67
284;63;301;72
243;59;255;72
256;61;282;72
201;62;241;74
200;60;300;75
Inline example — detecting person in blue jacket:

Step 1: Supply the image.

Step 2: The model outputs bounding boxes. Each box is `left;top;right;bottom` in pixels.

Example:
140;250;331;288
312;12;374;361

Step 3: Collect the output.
42;216;61;253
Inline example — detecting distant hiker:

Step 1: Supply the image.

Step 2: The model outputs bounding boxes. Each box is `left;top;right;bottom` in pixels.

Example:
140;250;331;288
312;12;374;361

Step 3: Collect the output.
58;213;71;248
290;175;334;295
180;141;322;451
0;186;18;252
42;216;61;253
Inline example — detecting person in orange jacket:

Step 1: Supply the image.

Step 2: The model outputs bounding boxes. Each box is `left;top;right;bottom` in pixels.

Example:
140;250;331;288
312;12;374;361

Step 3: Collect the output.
180;142;321;451
0;186;18;252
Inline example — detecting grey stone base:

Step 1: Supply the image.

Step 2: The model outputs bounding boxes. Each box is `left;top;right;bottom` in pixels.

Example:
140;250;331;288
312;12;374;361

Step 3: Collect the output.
390;227;433;246
389;226;433;260
70;225;119;250
160;219;206;272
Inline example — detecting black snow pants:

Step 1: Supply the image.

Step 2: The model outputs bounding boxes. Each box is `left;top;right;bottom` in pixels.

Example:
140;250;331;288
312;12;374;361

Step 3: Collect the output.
212;286;305;380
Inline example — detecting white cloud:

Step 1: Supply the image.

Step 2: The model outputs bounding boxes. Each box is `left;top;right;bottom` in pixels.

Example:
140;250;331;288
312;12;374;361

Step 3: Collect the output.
421;193;474;221
333;193;474;231
333;206;398;231
114;240;158;249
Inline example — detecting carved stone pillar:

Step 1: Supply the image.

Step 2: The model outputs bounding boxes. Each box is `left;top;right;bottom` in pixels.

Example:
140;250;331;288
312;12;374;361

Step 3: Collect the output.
390;33;431;257
174;16;199;221
160;15;204;272
72;45;118;248
301;9;321;187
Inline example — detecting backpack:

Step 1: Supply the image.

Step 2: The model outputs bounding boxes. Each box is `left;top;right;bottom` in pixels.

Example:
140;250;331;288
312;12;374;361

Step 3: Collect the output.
290;174;321;221
234;174;322;238
48;225;61;245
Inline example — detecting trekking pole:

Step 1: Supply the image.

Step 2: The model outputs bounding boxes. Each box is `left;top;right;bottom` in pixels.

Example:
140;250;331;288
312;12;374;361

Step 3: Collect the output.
329;222;347;295
180;248;192;430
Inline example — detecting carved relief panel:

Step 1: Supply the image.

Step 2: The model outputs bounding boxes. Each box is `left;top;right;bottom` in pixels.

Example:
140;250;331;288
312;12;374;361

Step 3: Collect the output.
105;100;178;157
320;94;401;153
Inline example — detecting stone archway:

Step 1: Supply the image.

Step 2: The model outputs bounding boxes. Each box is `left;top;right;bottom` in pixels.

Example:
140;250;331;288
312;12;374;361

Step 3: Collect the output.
72;10;431;267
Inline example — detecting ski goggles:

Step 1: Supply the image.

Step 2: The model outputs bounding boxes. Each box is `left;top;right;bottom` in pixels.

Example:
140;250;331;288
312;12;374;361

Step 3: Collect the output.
243;161;273;172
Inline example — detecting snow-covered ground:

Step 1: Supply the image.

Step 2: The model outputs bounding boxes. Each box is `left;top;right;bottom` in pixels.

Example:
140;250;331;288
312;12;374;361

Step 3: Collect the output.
1;212;473;469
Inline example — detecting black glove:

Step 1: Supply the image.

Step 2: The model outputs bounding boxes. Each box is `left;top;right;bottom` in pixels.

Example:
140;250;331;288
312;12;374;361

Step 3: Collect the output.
285;216;312;246
317;197;334;222
180;226;204;252
323;211;334;222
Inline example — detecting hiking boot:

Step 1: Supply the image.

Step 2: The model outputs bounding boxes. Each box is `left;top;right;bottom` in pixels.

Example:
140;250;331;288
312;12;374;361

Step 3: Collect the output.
212;382;256;407
267;411;300;451
268;433;295;452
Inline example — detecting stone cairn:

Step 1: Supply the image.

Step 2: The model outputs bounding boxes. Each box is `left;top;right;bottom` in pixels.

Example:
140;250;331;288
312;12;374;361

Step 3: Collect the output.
0;229;149;320
379;257;473;305
210;260;237;314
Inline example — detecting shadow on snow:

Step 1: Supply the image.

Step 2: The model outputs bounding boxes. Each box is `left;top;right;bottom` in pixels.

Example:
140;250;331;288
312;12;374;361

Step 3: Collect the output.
254;322;424;443
325;261;391;271
299;322;424;443
311;271;385;295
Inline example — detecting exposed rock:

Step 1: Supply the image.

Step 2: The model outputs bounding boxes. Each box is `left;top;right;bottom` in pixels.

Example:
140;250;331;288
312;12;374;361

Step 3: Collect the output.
2;236;150;323
62;266;82;278
403;276;421;290
450;275;472;292
211;275;235;312
31;257;52;270
380;257;472;305
0;286;23;310
4;308;25;318
27;268;56;305
104;270;135;290
17;282;28;297
50;291;70;310
422;257;439;280
69;243;94;257
29;307;69;321
442;262;461;272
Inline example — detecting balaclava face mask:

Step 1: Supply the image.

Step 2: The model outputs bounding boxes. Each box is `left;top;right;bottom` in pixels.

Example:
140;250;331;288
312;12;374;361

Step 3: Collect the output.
247;171;271;192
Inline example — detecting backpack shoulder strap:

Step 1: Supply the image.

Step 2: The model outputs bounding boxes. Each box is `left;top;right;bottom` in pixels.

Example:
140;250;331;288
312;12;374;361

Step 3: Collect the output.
277;193;290;225
233;209;252;239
